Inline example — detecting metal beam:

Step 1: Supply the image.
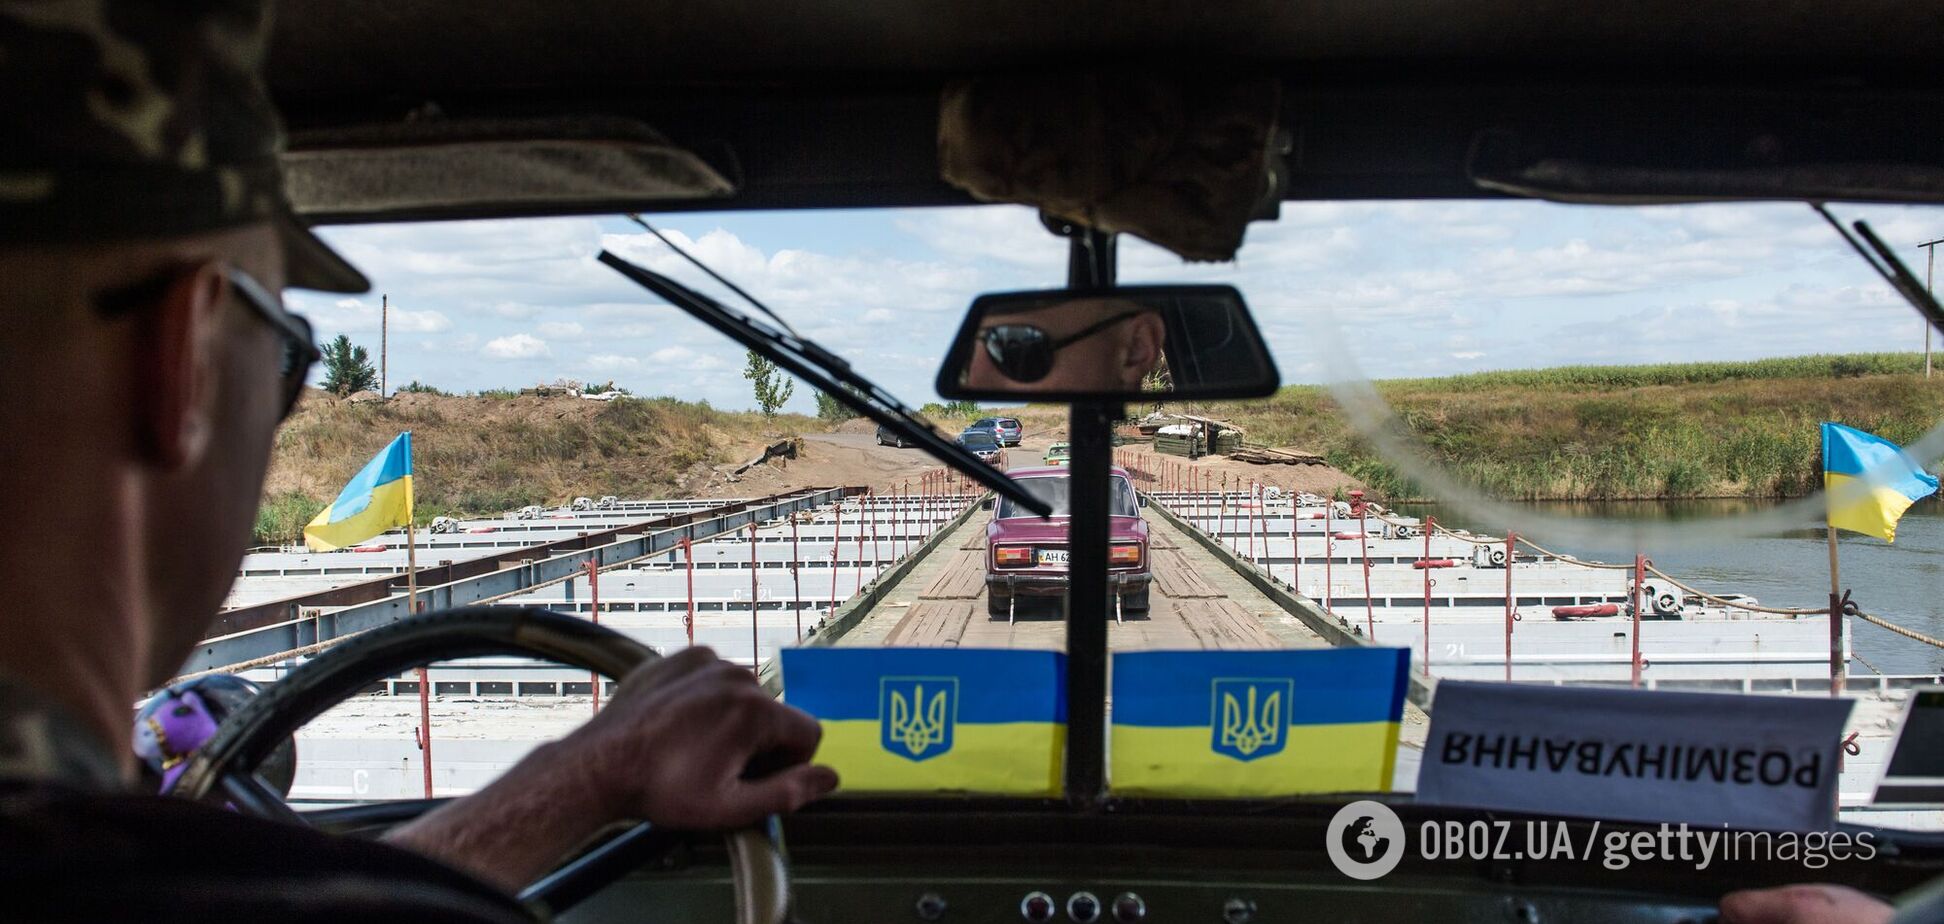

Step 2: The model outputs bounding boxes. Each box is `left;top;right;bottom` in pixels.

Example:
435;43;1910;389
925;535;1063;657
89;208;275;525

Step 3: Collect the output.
182;488;846;674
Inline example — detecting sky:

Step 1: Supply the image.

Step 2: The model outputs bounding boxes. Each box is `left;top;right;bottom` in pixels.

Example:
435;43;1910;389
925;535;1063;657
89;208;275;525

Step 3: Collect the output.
291;201;1944;414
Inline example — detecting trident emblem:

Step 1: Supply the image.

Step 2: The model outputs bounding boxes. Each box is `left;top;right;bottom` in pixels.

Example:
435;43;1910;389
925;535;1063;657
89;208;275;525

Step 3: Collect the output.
1212;678;1293;761
880;676;957;761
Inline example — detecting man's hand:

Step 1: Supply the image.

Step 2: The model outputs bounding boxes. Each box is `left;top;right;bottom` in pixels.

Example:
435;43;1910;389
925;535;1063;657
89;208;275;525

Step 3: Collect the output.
1719;884;1893;924
385;647;839;892
561;646;840;828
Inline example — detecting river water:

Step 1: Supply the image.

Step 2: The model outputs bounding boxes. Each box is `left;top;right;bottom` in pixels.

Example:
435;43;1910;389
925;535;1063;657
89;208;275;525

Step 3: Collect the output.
1395;500;1944;675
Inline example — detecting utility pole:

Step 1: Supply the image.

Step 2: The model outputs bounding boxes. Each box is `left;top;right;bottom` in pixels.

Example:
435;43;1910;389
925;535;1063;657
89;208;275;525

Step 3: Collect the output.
380;293;389;396
1921;239;1941;380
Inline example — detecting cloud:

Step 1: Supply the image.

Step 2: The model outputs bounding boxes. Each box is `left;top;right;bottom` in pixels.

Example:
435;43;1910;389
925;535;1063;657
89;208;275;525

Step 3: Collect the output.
537;321;586;339
586;354;641;371
481;334;551;360
296;296;451;334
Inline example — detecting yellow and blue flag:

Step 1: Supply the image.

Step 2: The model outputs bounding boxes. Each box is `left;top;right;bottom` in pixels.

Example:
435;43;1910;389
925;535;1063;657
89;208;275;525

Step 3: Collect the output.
782;648;1065;795
1823;422;1938;543
1110;648;1408;797
304;432;414;552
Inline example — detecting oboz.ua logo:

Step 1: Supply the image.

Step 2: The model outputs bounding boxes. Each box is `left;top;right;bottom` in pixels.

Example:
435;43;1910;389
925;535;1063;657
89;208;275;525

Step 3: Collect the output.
1326;801;1406;880
880;676;957;761
1211;678;1292;761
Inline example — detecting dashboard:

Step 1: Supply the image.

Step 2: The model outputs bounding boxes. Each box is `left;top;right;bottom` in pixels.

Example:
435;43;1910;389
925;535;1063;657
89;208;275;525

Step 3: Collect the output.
549;801;1944;924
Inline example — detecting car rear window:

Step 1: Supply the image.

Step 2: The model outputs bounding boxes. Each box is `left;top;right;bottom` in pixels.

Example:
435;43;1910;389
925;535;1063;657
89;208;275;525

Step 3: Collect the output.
962;433;999;449
998;475;1137;518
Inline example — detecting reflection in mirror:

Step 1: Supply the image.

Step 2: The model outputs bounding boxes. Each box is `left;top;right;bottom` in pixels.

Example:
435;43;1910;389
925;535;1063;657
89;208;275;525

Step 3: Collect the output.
937;285;1278;400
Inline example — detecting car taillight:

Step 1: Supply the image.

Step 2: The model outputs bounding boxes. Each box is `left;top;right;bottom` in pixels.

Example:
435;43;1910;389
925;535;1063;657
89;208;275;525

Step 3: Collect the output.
995;546;1033;566
1110;543;1142;565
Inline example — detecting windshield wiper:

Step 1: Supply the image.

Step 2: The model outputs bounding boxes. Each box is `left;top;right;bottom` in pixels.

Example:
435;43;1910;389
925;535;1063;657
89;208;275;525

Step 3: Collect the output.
1811;203;1944;334
597;241;1052;518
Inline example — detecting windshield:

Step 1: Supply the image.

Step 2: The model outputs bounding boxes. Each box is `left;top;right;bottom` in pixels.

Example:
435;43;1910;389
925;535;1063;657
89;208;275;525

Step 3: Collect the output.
222;201;1941;831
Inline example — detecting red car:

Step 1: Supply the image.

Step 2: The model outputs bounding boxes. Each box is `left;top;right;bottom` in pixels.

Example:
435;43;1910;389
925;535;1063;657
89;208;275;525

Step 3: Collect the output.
985;466;1151;618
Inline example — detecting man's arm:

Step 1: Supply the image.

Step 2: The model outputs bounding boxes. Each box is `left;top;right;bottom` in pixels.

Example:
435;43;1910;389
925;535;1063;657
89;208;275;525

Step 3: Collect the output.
383;647;839;893
1719;884;1893;924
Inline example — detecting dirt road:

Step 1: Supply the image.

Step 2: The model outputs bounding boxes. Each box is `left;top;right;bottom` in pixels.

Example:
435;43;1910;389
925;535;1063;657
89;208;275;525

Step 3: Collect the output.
726;430;949;495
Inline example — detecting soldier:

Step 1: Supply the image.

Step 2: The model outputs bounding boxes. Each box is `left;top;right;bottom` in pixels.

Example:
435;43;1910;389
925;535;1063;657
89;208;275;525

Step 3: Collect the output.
0;1;833;918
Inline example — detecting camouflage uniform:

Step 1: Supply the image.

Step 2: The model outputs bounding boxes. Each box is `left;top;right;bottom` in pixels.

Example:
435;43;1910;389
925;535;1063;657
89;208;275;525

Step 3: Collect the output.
0;0;367;292
0;8;531;916
0;677;123;791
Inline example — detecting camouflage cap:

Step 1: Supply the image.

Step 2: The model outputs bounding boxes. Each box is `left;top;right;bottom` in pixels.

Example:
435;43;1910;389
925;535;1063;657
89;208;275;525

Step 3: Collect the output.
0;0;367;292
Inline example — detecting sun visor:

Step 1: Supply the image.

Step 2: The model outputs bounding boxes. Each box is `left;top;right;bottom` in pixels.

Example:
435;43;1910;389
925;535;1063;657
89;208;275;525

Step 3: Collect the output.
282;116;735;221
938;75;1284;263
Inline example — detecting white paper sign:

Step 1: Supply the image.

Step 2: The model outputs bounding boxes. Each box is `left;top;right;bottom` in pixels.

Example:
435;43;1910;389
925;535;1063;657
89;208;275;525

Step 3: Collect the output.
1417;681;1852;831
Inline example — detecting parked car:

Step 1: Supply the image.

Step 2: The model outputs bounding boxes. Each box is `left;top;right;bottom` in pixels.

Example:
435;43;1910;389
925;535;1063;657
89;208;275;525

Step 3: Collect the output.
985;466;1150;618
875;422;913;448
973;416;1024;446
1043;442;1070;466
956;428;1007;467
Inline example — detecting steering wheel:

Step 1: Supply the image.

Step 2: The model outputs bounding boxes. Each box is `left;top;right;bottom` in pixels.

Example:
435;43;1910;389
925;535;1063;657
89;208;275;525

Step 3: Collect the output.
171;606;792;923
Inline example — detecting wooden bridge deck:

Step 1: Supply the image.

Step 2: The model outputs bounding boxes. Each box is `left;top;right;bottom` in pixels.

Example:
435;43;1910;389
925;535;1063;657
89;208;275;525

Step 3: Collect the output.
836;510;1325;651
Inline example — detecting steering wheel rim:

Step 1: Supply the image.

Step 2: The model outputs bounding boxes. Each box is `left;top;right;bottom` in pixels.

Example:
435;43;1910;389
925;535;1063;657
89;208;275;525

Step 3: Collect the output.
173;605;791;924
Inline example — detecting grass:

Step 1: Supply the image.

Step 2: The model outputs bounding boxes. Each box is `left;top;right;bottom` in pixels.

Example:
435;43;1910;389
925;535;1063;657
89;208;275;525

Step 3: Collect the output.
255;390;812;544
1168;353;1944;502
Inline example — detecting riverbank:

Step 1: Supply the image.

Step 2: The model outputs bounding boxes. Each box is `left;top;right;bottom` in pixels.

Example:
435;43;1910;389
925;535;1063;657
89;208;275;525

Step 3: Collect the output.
257;390;814;543
1174;353;1944;502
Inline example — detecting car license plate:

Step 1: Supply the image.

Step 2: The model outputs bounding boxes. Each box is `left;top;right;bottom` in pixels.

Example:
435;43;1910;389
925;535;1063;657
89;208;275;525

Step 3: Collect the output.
1037;548;1069;565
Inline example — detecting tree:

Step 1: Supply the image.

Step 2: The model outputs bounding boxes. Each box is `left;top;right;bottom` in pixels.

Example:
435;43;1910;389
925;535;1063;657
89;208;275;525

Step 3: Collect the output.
743;349;794;418
320;334;379;395
814;385;863;422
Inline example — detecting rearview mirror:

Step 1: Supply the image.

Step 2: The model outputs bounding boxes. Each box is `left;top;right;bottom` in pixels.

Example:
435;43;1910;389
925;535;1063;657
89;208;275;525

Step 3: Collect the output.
935;285;1279;400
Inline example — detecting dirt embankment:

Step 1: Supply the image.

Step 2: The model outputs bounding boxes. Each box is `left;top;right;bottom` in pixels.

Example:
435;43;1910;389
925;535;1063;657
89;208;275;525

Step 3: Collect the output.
252;391;1367;544
258;391;819;538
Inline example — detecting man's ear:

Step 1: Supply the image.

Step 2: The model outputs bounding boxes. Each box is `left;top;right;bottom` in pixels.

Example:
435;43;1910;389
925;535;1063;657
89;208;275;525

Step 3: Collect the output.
1120;312;1166;378
134;262;226;470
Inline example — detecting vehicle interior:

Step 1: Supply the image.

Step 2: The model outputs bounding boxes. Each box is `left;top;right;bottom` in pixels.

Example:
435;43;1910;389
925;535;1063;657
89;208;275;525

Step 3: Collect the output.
179;1;1944;921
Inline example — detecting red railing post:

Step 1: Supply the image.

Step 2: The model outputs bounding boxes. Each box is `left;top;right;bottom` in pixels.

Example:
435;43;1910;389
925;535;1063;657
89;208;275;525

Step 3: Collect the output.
1423;516;1435;676
853;497;866;597
681;536;695;647
829;500;842;618
585;558;601;714
1219;474;1231;551
1324;499;1335;613
1504;532;1517;682
869;488;881;573
416;663;432;798
1258;483;1269;570
1632;553;1645;688
1360;502;1374;638
749;520;760;673
791;513;803;640
1247;482;1258;562
1290;496;1300;591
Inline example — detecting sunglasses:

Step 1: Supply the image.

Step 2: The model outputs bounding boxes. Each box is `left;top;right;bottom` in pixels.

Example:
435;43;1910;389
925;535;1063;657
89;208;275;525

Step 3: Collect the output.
222;266;321;419
97;264;321;420
978;311;1144;383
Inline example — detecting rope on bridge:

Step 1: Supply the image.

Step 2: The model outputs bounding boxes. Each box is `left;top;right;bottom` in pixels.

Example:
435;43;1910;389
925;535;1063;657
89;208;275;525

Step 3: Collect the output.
1639;562;1827;615
1855;609;1944;650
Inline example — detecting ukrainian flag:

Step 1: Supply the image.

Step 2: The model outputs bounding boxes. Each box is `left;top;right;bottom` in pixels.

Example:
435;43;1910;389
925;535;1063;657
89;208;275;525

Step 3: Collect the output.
782;648;1065;795
1110;648;1408;797
303;432;414;552
1823;423;1939;544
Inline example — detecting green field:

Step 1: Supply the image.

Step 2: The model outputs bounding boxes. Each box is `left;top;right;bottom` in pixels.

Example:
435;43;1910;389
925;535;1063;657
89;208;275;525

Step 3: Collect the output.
1176;353;1944;502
